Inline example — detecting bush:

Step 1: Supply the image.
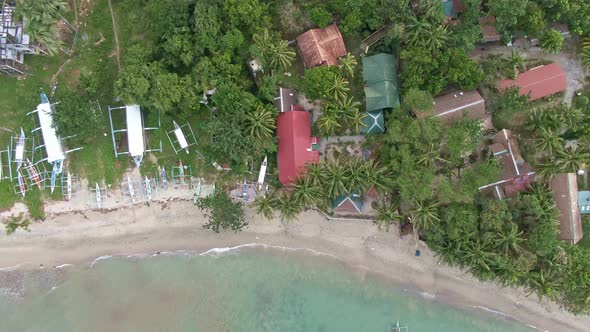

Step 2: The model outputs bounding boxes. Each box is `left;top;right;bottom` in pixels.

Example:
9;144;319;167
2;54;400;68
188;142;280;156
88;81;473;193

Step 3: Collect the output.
303;66;339;100
197;190;248;233
309;7;332;28
402;88;433;115
540;29;564;54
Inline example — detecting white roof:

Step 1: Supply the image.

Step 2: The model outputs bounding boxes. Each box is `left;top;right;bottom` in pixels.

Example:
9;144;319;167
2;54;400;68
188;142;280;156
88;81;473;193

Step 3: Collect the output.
173;128;189;149
126;105;144;158
37;102;65;163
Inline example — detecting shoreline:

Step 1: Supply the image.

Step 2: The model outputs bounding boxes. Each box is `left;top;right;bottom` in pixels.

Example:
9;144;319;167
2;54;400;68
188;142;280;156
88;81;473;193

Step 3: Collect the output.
1;201;589;331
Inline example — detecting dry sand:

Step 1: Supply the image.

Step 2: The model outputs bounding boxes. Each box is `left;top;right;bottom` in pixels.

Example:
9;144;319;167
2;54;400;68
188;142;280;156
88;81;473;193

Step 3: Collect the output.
0;198;589;331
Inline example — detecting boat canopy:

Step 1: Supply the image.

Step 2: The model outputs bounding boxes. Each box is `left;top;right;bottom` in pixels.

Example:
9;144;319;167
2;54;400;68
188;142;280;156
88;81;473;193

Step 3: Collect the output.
36;101;65;163
126;104;145;159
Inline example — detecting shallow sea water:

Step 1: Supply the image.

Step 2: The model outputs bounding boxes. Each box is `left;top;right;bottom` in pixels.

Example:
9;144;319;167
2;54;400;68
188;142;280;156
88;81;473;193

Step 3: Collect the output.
0;246;533;332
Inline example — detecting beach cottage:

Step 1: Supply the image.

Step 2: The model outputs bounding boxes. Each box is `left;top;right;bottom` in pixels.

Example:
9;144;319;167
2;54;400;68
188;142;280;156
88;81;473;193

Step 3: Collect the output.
498;63;566;101
550;173;583;244
420;90;486;124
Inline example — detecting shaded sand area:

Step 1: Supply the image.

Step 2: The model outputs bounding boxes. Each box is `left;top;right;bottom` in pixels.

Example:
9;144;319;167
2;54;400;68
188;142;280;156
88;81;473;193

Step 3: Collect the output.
0;201;589;331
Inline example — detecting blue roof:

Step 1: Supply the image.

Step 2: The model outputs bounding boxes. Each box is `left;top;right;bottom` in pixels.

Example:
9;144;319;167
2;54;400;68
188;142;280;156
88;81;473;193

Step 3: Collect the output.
578;191;590;214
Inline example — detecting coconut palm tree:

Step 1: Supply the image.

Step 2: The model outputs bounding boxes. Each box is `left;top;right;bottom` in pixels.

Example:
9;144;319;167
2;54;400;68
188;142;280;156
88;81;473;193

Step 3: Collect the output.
416;143;448;168
526;269;562;302
244;104;276;139
323;160;348;198
338;53;357;78
316;109;341;136
558;104;584;131
409;200;440;232
17;0;67;24
495;223;524;255
372;200;401;231
345;158;366;193
508;49;526;79
405;17;449;53
582;37;590;71
305;163;326;187
555;145;589;173
276;193;302;222
251;29;295;73
533;127;564;155
348;109;367;134
493;257;523;287
3;213;31;235
252;193;277;220
24;20;62;56
462;240;496;280
434;239;464;267
533;159;560;181
362;159;391;194
326;76;350;101
292;176;323;207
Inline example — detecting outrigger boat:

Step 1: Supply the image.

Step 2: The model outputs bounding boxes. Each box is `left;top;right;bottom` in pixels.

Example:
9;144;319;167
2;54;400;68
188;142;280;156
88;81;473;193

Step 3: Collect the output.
17;171;26;198
15;127;26;171
145;176;152;201
241;180;248;204
178;160;185;185
50;164;58;193
388;320;408;332
26;158;42;189
128;176;136;203
257;155;267;191
160;166;167;189
66;172;72;201
95;183;101;208
193;179;201;204
173;121;190;154
210;182;216;196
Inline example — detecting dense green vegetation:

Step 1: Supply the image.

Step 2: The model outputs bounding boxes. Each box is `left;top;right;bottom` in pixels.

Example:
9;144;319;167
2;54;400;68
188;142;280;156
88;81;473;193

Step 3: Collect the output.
1;0;590;317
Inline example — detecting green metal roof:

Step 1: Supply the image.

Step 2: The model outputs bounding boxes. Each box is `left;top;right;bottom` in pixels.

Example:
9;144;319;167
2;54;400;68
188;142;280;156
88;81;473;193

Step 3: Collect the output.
362;53;400;112
333;191;363;212
361;110;385;134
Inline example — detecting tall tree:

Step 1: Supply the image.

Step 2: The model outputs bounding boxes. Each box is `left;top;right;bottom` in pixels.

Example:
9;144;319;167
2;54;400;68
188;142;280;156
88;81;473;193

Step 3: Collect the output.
338;53;357;78
197;190;248;233
409;200;440;232
244;104;276;139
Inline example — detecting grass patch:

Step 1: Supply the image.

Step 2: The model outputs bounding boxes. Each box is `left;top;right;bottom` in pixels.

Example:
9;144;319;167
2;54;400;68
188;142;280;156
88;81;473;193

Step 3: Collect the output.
24;188;44;220
579;217;590;250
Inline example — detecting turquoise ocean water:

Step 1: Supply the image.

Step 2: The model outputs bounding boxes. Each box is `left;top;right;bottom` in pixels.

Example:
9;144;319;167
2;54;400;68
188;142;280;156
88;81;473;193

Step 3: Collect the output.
0;246;533;332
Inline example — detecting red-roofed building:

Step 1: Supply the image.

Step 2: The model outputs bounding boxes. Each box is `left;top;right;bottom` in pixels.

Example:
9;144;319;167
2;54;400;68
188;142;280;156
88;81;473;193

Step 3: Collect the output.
498;63;566;101
277;110;319;186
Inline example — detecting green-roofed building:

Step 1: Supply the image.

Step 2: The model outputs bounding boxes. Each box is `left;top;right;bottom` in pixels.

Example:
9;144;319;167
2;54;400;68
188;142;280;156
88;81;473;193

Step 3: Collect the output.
362;53;399;134
333;191;364;214
442;0;456;19
361;110;385;134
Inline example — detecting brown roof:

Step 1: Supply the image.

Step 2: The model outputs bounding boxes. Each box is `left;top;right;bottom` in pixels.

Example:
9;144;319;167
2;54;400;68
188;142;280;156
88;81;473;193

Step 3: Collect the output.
479;129;535;198
296;24;347;68
498;63;566;101
480;17;501;43
431;90;486;124
551;173;583;244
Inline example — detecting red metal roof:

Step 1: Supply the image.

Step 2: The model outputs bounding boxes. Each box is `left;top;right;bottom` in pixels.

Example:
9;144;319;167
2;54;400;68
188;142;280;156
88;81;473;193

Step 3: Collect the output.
277;110;319;186
498;63;566;101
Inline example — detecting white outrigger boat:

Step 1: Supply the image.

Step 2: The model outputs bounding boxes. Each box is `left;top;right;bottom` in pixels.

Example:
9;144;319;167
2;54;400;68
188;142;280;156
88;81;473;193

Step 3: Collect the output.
178;160;185;185
17;171;26;198
160;166;167;189
173;121;190;154
241;180;248;204
95;183;101;208
210;182;216;196
128;177;135;203
257;155;267;191
145;176;152;201
14;127;26;171
388;320;408;332
66;172;72;201
50;164;58;193
193;179;201;204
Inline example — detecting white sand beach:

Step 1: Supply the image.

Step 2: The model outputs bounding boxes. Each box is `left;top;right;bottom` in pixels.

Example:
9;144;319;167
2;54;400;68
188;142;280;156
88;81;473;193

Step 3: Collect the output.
0;196;589;332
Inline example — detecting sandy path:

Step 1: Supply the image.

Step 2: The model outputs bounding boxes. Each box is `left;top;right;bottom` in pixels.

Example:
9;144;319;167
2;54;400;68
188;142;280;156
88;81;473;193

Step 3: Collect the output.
107;0;121;70
0;202;588;331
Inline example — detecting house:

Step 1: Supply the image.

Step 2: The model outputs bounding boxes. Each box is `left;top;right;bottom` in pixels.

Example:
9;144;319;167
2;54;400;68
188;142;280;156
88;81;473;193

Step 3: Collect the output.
361;53;399;134
498;63;566;101
333;191;363;214
550;173;583;244
296;24;346;68
0;1;39;75
419;90;486;124
480;17;501;43
478;129;535;199
273;87;298;113
276;90;319;186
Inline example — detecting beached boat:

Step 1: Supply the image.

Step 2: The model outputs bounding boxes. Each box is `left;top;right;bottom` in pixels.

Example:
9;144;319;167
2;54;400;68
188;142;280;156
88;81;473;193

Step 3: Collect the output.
193;179;201;204
15;127;25;171
17;171;25;198
66;172;72;201
178;160;185;185
145;176;152;201
160;166;167;189
173;121;190;154
257;155;267;191
50;164;58;193
26;158;42;189
241;180;248;204
128;177;135;203
210;182;216;196
96;183;101;209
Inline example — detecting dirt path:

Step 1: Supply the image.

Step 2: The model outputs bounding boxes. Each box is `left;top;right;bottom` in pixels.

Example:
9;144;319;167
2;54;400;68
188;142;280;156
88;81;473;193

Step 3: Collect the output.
106;0;121;71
